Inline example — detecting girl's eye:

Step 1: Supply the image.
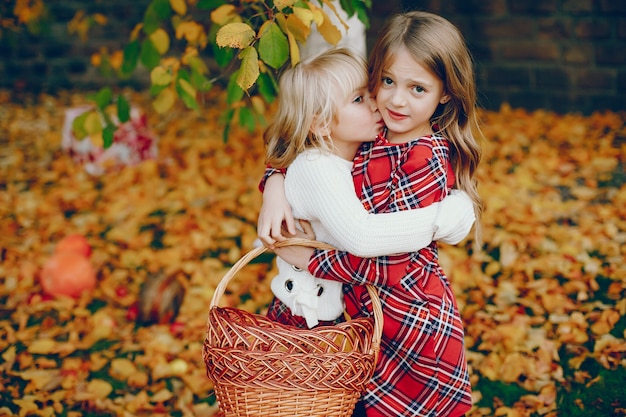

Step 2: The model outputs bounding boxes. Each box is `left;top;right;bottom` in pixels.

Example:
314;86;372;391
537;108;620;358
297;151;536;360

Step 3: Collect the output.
382;77;393;86
412;85;425;94
353;95;364;104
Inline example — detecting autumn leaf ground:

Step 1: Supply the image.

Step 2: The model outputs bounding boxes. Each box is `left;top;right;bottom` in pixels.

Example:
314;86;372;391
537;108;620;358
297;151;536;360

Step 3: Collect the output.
0;89;625;417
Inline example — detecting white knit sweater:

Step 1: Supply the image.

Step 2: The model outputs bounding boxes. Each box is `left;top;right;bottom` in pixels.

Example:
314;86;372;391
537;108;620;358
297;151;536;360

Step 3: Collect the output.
284;149;440;256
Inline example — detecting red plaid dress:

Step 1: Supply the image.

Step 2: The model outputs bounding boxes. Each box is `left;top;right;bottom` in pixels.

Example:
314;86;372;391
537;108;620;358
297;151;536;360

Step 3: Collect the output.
265;132;472;417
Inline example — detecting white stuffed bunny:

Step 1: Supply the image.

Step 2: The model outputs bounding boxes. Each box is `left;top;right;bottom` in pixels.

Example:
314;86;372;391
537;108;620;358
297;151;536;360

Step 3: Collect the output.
270;256;345;328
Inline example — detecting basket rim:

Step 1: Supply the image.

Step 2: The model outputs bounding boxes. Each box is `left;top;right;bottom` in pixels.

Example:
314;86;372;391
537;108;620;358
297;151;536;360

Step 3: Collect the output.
209;238;383;358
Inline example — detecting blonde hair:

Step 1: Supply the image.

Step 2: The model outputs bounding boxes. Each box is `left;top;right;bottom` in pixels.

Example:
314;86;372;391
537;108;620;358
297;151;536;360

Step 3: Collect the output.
264;48;368;169
369;11;484;246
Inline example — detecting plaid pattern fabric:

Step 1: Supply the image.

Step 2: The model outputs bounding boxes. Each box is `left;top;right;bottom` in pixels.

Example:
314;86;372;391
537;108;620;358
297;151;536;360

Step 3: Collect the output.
264;132;472;416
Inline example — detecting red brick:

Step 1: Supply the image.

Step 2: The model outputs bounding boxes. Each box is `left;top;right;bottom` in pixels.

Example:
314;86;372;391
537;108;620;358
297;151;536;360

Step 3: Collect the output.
509;0;559;14
563;44;595;65
574;19;612;39
535;68;572;89
596;45;626;65
538;18;574;40
575;68;616;89
562;0;594;13
499;42;561;61
474;18;535;39
599;0;626;13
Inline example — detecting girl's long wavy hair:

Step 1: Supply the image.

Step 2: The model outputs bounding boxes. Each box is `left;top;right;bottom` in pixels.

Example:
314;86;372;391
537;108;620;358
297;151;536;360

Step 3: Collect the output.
264;48;368;169
369;11;484;247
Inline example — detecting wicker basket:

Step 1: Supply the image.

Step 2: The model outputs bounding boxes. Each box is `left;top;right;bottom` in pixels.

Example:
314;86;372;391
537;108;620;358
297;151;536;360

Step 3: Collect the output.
203;238;382;417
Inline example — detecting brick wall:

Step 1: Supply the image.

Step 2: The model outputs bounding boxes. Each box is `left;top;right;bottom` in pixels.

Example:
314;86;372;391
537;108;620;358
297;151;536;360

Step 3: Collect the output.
371;0;626;114
1;0;624;114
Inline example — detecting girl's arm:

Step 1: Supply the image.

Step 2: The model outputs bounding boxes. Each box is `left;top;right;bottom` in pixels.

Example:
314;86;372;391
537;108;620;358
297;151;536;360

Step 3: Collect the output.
275;190;475;287
286;154;444;257
257;172;296;248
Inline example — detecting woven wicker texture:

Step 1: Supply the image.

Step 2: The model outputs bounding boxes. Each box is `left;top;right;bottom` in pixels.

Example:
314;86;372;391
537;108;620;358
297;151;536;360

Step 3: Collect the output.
203;238;382;417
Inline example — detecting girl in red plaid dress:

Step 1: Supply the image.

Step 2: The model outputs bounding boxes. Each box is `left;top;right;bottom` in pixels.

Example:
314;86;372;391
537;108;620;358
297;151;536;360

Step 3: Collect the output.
259;12;482;416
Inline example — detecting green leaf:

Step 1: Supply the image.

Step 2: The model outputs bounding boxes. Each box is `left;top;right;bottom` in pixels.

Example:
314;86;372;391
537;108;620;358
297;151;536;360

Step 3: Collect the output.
212;41;235;68
176;71;200;111
72;111;90;140
151;0;172;19
121;40;140;75
140;39;161;69
221;109;234;143
238;106;256;133
256;71;277;104
149;83;169;96
143;0;171;34
339;0;355;17
117;96;131;123
226;71;244;105
103;124;116;149
208;24;234;68
258;22;289;69
354;2;370;28
187;56;208;74
91;87;112;110
197;0;226;10
143;9;160;35
191;68;213;92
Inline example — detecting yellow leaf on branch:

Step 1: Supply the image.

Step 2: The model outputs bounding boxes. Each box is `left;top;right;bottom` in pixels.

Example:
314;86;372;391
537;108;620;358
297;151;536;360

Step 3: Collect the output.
276;12;310;44
169;0;187;16
150;28;170;55
84;111;103;136
176;21;207;47
210;4;240;26
216;22;255;49
178;78;197;99
274;0;296;10
316;9;342;46
151;66;173;86
153;88;176;114
237;46;260;91
286;29;300;66
293;6;314;26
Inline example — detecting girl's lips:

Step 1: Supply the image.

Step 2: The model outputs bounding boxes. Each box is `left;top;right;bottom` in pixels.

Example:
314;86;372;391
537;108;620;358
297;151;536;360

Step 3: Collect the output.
386;108;407;121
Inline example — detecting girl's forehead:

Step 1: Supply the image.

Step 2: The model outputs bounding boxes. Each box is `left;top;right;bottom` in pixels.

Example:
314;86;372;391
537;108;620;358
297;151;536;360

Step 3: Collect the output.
385;47;423;68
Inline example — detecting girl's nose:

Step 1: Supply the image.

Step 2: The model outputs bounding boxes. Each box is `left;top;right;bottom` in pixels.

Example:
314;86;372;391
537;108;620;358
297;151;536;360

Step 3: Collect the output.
367;95;378;112
390;89;405;106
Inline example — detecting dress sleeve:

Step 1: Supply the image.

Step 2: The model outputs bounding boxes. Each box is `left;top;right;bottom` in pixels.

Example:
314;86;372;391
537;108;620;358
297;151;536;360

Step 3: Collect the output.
286;155;440;257
258;166;286;192
309;250;414;287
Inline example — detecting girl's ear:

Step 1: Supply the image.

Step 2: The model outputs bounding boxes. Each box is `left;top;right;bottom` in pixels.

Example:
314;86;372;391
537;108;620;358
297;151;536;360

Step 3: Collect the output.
440;94;451;105
311;116;330;137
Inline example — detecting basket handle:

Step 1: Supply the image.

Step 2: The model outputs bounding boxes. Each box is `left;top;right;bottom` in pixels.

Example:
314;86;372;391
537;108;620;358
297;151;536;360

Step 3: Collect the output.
209;238;383;356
